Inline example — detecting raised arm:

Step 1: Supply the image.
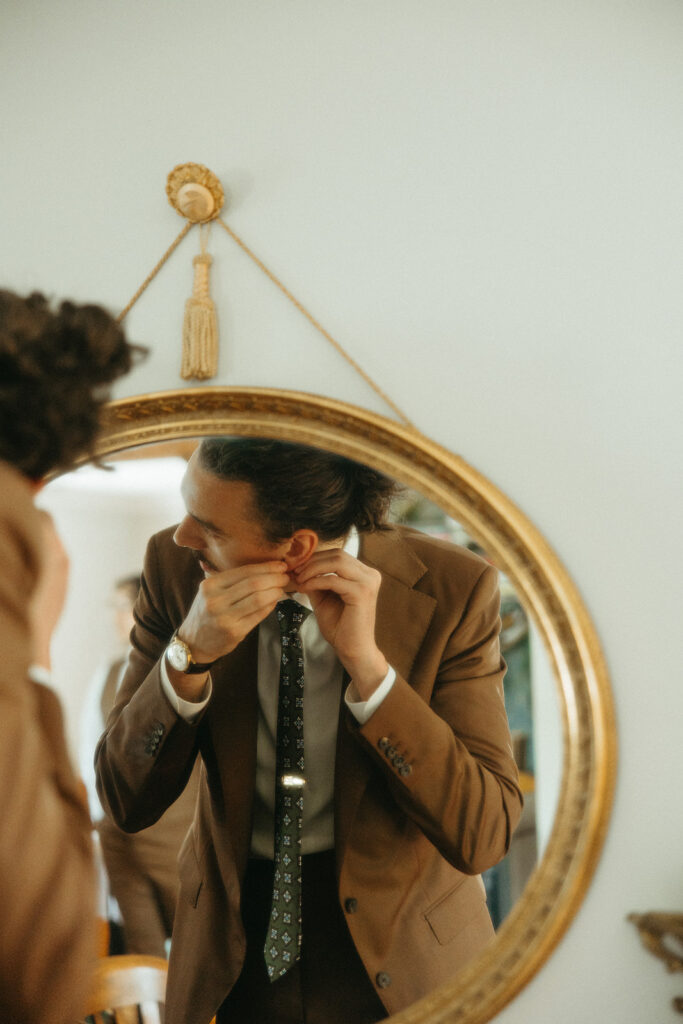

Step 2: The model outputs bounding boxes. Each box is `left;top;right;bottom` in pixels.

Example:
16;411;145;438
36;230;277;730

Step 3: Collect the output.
95;530;203;831
358;562;523;874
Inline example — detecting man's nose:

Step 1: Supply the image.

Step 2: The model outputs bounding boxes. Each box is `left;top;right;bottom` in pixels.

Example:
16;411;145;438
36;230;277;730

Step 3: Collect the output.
173;517;202;550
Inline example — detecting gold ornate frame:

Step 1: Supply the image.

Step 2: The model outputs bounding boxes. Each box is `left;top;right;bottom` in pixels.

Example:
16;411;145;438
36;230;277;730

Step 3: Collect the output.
96;386;617;1024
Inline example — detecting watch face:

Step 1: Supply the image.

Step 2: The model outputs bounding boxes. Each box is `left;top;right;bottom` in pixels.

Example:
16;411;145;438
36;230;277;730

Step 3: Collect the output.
167;639;190;672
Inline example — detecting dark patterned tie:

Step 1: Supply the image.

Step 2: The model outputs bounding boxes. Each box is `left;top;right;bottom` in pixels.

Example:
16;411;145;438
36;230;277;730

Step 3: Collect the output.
264;599;306;981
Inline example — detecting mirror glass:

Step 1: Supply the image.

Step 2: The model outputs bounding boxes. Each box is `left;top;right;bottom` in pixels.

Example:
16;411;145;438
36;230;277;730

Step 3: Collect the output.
39;440;561;945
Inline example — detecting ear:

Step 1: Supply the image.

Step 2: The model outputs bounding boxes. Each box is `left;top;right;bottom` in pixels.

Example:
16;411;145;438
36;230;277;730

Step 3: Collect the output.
281;530;319;569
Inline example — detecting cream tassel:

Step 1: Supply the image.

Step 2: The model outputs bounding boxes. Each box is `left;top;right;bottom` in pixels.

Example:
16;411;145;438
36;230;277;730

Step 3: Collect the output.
182;241;218;380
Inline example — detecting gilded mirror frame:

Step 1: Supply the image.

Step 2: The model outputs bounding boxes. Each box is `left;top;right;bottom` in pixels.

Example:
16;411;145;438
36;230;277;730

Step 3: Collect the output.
93;386;616;1024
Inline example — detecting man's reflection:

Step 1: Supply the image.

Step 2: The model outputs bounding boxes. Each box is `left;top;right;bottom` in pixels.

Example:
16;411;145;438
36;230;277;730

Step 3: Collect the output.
95;438;523;1024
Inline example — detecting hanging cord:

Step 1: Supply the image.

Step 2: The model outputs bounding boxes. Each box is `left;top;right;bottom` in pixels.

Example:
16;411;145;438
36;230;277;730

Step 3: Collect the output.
217;217;414;429
115;208;414;429
117;221;194;323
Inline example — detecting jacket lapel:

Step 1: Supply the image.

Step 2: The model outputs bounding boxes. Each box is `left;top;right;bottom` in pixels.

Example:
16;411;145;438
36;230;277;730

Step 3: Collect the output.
334;528;437;867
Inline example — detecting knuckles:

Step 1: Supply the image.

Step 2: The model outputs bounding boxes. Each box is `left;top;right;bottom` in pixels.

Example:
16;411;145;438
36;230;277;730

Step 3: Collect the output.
362;566;382;594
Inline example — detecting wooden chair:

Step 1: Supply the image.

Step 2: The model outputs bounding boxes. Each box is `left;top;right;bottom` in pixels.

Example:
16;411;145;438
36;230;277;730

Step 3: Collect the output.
96;918;111;958
83;955;168;1024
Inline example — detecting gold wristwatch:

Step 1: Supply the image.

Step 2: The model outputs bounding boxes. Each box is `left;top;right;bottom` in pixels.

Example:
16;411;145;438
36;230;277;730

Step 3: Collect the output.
166;630;214;675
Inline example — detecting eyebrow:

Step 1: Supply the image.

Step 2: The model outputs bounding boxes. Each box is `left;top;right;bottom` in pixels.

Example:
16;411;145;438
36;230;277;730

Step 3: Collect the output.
189;512;225;536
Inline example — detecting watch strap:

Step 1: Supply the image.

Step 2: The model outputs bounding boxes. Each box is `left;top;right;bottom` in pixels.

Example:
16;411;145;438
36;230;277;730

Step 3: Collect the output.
169;631;215;674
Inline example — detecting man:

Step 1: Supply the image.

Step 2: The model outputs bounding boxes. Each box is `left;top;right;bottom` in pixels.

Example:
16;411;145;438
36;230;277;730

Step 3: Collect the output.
96;437;522;1024
0;288;143;1023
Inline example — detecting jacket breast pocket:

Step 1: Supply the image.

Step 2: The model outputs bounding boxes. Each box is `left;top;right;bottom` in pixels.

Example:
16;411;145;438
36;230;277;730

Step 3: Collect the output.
424;875;487;946
177;833;203;908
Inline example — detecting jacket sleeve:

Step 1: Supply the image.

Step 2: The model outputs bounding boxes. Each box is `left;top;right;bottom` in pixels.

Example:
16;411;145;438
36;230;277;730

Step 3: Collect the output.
0;495;96;1024
95;531;202;832
356;562;524;875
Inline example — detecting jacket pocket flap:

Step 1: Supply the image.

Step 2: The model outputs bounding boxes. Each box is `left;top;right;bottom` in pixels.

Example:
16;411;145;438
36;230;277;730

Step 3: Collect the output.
424;875;486;946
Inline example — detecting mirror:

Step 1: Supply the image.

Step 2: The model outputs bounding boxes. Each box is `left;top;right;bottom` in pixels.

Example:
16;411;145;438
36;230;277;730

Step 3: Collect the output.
43;386;615;1024
43;448;561;934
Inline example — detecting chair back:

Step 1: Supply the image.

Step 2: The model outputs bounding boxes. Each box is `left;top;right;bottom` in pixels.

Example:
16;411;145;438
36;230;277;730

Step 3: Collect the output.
84;954;168;1024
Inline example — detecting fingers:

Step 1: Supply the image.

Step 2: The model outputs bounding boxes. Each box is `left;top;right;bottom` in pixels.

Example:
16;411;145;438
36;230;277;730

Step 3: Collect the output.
201;567;289;635
227;583;287;623
211;560;289;590
232;589;284;634
181;578;287;663
296;573;355;599
203;566;290;607
294;550;381;592
34;509;68;561
29;513;70;669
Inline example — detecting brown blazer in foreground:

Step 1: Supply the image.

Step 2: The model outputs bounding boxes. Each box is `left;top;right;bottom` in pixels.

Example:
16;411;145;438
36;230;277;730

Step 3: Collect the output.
0;462;95;1024
96;524;523;1024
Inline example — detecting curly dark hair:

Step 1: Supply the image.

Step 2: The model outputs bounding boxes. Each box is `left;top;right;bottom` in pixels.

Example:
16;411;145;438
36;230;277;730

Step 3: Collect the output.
0;289;145;478
198;437;399;542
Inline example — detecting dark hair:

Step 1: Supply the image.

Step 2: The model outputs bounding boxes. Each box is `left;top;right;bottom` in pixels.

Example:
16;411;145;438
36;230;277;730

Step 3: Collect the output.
0;289;145;478
115;575;141;605
198;437;398;542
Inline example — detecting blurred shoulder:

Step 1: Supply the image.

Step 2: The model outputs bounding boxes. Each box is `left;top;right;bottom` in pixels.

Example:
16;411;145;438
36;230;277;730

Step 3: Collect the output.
0;460;42;580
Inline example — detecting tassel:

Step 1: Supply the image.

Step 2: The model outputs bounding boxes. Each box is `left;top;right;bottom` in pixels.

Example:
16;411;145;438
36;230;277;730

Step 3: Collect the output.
182;242;218;380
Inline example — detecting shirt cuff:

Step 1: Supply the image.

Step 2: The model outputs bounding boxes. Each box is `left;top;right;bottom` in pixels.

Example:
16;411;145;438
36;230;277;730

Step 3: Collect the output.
160;655;212;723
344;666;396;725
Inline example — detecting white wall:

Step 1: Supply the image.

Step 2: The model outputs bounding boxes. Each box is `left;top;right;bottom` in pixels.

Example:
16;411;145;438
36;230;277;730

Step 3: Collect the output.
37;459;187;756
2;2;682;1020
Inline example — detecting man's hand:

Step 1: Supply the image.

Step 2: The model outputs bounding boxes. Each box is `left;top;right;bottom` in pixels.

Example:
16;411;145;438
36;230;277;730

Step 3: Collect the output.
29;511;70;670
294;549;388;700
169;560;290;700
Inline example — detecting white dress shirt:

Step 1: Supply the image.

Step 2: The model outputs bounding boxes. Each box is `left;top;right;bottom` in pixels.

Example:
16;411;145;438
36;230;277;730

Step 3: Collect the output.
160;529;395;855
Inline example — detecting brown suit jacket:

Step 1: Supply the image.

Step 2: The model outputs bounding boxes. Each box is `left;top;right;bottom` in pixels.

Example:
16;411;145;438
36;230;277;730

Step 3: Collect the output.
96;524;522;1024
0;462;95;1024
96;656;200;956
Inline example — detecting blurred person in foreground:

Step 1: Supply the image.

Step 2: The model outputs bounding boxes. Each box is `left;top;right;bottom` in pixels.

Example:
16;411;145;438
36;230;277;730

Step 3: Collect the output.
0;289;143;1024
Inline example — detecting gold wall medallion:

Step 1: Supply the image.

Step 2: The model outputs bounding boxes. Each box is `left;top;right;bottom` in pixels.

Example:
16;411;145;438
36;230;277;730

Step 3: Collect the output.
94;386;617;1024
166;162;225;223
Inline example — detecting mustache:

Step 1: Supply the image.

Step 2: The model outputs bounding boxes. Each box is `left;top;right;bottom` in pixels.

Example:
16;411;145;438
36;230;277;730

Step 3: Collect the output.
191;551;218;573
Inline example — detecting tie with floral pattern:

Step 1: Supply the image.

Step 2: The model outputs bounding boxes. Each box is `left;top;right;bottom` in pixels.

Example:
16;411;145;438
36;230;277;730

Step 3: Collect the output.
264;599;306;981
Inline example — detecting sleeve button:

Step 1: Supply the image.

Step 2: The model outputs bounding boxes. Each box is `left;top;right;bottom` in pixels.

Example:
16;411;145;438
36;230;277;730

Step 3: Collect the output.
376;971;392;988
378;737;390;751
344;897;358;913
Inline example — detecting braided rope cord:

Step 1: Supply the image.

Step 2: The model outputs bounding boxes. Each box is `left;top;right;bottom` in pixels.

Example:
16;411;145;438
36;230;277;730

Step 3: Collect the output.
217;217;414;429
116;221;194;323
116;214;414;428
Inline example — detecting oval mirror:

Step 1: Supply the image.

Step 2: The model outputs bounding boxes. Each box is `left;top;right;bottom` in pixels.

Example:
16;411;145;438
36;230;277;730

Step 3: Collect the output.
47;386;616;1024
